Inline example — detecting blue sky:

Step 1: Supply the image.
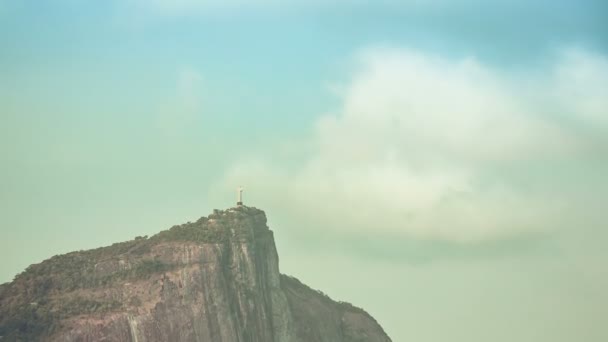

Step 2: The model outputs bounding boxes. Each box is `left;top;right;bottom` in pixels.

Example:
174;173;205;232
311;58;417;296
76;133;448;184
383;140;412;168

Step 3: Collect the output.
1;1;607;341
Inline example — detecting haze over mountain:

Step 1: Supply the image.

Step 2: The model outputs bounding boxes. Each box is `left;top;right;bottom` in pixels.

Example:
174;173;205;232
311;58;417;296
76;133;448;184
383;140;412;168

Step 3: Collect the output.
1;1;607;341
0;206;391;341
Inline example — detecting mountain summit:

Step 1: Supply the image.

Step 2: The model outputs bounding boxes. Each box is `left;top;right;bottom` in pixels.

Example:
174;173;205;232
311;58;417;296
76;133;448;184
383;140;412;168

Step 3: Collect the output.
0;206;391;341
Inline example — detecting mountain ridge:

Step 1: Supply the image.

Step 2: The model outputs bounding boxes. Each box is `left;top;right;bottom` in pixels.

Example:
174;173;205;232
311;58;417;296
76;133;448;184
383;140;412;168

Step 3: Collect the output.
0;206;391;342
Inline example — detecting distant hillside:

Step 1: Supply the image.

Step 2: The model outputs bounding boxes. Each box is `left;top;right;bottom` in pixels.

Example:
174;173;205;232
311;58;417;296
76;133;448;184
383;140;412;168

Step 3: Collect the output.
0;206;391;342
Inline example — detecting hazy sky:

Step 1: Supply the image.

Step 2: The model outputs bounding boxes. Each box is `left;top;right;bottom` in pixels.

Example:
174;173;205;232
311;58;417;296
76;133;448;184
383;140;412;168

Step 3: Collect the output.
1;1;607;341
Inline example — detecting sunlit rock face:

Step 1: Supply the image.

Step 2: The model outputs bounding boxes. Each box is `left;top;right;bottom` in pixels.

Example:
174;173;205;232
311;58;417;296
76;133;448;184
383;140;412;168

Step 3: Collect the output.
0;206;391;342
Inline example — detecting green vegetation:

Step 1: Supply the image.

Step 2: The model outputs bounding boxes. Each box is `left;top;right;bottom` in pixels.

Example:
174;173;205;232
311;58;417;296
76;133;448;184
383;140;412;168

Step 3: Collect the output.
60;297;122;316
0;302;57;340
0;297;122;341
150;222;230;244
129;296;142;307
132;260;171;279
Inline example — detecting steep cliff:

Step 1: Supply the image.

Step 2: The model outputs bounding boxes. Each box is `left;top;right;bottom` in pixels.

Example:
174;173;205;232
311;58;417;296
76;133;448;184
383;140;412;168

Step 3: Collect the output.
0;206;391;342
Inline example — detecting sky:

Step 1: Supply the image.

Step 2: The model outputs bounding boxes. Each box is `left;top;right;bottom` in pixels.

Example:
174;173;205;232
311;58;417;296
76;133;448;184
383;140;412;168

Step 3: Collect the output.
1;0;607;341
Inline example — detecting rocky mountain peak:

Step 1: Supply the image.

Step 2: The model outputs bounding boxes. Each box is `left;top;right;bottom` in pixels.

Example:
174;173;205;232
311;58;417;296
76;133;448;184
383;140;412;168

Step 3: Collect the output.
0;207;391;342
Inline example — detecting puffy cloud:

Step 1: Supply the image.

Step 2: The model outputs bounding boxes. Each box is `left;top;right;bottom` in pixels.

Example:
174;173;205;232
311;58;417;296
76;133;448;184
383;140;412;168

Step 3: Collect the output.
553;48;608;129
219;47;607;243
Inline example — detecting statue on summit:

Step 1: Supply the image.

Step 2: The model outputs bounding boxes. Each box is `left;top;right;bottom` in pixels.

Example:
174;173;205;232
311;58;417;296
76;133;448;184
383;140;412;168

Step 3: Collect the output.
237;186;244;206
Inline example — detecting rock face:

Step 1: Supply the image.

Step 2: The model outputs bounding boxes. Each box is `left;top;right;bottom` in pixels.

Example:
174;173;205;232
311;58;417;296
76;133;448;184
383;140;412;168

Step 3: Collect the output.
0;206;391;342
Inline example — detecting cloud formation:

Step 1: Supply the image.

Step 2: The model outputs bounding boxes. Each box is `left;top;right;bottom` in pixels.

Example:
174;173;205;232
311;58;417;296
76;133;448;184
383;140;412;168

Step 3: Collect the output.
220;47;607;243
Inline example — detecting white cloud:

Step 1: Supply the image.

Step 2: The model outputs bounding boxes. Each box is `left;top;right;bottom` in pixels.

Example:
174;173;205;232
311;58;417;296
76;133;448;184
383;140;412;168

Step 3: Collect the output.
218;47;608;243
553;48;608;129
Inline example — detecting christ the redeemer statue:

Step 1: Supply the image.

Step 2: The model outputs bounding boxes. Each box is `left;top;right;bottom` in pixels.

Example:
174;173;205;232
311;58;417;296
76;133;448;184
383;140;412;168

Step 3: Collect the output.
237;186;244;206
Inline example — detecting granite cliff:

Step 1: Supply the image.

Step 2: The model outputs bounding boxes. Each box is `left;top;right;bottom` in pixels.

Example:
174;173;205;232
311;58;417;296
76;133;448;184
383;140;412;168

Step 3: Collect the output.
0;206;391;341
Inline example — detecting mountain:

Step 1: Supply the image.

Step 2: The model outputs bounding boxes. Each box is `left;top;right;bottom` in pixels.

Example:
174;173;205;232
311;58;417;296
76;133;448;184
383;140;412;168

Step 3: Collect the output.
0;206;391;341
